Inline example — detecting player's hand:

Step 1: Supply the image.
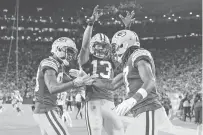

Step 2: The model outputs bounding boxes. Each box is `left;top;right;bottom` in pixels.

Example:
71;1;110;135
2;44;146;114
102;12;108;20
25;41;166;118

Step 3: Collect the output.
73;74;95;87
119;11;135;28
88;5;103;23
69;69;80;78
114;98;137;116
78;69;88;77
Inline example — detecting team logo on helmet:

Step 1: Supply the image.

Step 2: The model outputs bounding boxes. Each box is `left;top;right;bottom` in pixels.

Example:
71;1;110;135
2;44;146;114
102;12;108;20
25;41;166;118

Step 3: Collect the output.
90;33;111;59
111;30;140;62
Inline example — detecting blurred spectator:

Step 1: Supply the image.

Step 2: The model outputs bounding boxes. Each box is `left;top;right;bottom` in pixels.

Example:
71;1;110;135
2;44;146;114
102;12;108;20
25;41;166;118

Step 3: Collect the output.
75;92;83;119
66;94;73;112
192;93;202;124
182;93;192;121
161;94;172;116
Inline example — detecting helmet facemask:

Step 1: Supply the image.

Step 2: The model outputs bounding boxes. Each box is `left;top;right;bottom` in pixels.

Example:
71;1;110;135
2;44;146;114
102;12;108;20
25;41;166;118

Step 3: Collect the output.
92;41;111;59
112;42;128;63
56;46;77;66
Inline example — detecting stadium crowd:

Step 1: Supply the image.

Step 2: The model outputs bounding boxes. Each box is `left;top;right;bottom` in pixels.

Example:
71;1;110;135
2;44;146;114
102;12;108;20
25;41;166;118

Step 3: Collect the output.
0;0;201;124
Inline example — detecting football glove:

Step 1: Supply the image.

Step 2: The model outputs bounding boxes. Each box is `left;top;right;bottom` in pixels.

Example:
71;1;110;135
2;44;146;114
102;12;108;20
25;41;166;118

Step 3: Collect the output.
119;11;135;29
69;69;80;78
115;98;137;116
72;74;95;87
87;5;103;24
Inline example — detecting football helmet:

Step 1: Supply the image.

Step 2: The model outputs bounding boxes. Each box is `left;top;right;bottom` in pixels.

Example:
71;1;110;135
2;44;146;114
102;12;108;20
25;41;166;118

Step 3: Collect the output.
90;33;111;59
111;30;140;62
51;37;78;66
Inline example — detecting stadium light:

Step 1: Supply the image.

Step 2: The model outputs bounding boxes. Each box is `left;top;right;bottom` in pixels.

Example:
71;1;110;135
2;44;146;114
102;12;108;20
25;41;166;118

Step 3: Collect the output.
172;14;175;16
196;15;200;17
178;16;181;19
163;15;166;17
145;16;148;19
174;19;177;22
112;18;114;20
3;9;8;12
168;17;171;20
189;12;192;15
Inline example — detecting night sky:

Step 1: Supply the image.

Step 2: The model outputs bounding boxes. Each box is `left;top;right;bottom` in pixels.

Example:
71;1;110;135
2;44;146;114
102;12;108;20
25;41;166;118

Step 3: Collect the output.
0;0;201;15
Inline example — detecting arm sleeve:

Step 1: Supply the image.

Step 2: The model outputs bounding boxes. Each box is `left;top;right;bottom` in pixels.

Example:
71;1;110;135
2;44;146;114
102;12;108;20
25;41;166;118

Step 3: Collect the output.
40;59;59;73
131;49;153;68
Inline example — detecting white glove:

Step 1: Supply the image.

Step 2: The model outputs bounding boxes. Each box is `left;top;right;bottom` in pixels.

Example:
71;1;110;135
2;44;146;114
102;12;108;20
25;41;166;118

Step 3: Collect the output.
69;69;80;77
115;98;137;116
73;74;95;87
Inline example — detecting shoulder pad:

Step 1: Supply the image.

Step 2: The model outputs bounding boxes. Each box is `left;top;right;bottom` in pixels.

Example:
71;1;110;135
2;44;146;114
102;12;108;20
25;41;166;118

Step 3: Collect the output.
40;58;59;73
131;49;152;67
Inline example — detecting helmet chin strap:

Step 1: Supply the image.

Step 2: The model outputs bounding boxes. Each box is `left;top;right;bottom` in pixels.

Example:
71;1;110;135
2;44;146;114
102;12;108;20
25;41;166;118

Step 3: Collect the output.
62;59;69;66
57;56;69;66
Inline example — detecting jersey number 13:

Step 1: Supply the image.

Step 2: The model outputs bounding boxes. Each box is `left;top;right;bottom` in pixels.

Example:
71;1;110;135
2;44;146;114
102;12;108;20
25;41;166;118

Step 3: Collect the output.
91;60;112;79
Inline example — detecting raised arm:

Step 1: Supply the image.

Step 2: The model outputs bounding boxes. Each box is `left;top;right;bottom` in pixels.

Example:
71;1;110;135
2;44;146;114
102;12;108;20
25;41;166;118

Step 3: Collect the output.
78;5;103;66
78;25;93;66
119;11;135;30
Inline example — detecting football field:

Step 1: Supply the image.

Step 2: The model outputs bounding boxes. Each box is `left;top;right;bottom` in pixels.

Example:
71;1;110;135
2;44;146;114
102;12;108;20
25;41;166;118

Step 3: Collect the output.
0;104;199;135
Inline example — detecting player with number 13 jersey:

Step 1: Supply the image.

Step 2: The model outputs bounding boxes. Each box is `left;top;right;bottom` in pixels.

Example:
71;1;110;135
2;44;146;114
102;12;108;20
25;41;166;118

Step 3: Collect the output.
78;5;124;135
81;34;115;101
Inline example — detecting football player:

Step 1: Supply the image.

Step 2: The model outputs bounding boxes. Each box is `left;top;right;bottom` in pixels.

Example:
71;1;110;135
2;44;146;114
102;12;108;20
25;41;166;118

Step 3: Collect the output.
78;5;124;135
112;12;196;135
33;37;94;135
11;90;23;115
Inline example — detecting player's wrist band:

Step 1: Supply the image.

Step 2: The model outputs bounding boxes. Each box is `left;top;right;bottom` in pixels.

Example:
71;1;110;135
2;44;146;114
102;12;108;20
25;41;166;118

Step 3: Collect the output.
87;22;94;26
72;79;78;87
136;88;148;99
125;25;131;30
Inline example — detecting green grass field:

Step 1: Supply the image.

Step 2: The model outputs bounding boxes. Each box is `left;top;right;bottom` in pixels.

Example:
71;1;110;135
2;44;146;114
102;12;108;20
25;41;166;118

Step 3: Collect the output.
0;104;199;135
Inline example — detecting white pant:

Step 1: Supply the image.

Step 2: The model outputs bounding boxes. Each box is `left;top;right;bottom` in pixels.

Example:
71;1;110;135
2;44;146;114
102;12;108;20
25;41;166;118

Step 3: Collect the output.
62;111;72;127
33;110;70;135
85;99;124;135
122;107;196;135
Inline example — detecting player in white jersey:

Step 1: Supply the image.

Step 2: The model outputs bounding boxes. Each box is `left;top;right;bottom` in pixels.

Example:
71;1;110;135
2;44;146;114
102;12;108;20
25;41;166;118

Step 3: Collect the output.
11;91;23;115
112;11;197;135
